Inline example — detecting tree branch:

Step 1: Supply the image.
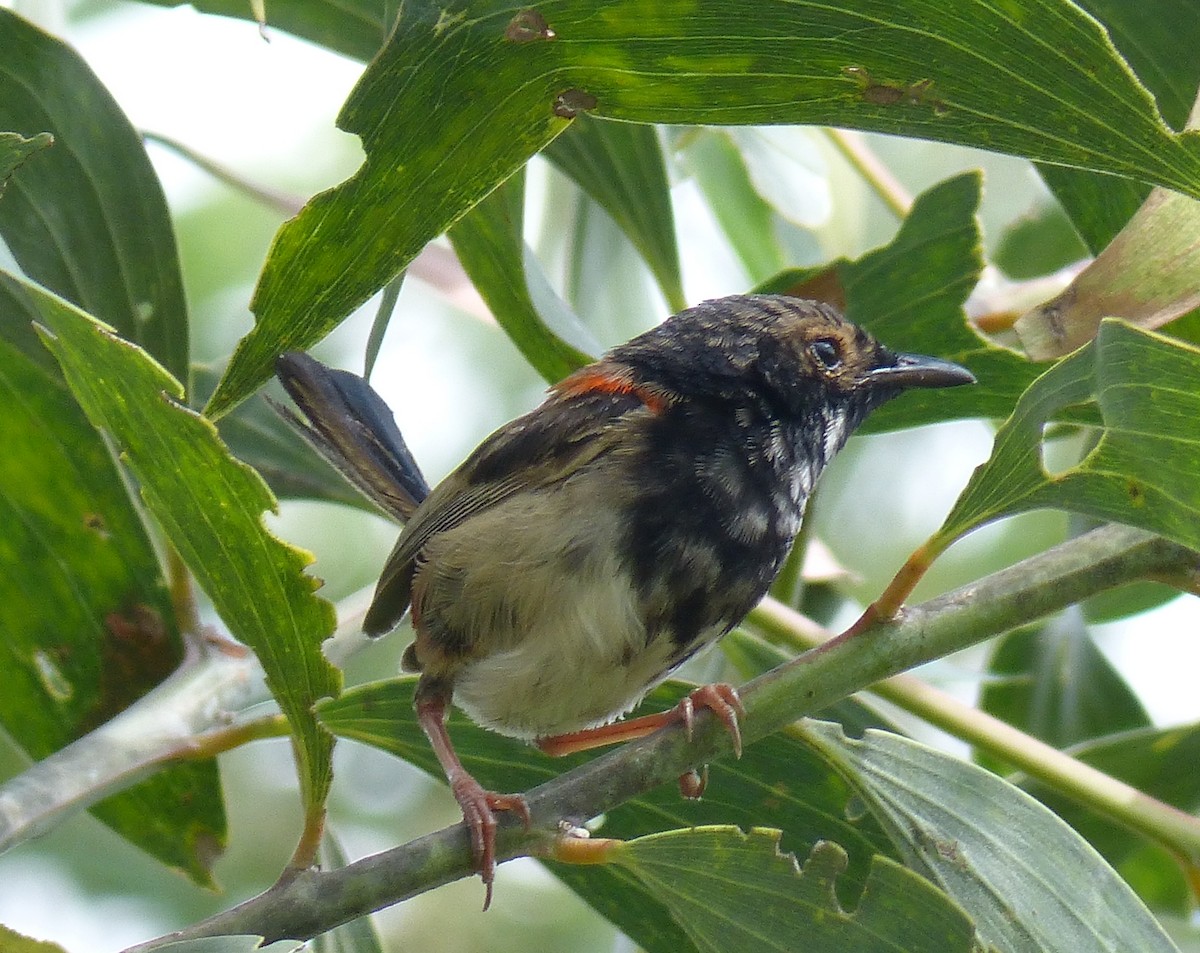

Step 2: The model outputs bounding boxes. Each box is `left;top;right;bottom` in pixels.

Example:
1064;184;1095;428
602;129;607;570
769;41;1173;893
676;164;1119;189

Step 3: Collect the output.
0;591;373;854
123;523;1198;949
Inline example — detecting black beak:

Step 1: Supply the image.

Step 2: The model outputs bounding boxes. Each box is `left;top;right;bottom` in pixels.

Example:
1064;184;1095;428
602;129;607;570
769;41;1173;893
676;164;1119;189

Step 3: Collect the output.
868;352;975;390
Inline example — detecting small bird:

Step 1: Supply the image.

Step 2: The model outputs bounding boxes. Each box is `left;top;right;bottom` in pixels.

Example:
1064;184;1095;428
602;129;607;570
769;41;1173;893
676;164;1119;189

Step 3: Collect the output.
276;294;973;905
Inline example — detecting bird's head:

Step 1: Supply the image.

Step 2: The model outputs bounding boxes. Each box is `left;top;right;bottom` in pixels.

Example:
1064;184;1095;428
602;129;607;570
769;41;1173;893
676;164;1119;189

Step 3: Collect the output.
611;295;974;424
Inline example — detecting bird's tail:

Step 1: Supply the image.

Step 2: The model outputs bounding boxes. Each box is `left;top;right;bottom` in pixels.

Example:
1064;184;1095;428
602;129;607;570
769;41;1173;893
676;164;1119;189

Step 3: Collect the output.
273;352;430;522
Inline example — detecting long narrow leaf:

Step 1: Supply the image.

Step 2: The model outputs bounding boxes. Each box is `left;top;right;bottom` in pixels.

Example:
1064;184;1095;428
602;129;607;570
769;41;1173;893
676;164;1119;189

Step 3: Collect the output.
26;282;340;823
208;0;1200;416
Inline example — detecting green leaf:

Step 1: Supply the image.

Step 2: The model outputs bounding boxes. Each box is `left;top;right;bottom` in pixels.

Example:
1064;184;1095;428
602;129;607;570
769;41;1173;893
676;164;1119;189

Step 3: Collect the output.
1038;0;1200;253
802;722;1180;953
316;678;896;953
207;0;1200;417
992;200;1089;280
0;130;52;193
0;337;225;884
544;116;685;310
934;319;1200;553
1021;722;1200;911
978;610;1149;773
0;923;71;953
26;282;339;820
362;273;404;380
448;170;596;383
612;828;975;953
1015;186;1200;359
760;172;1037;430
1040;166;1152;256
0;10;189;385
1081;579;1181;624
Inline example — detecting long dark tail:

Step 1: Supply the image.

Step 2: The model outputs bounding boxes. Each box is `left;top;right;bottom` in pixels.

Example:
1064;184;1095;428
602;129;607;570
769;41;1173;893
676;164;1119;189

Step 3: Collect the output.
273;352;430;522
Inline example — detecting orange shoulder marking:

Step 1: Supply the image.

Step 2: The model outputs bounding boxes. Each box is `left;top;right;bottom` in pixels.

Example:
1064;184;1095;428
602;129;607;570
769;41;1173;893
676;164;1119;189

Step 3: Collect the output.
553;365;670;415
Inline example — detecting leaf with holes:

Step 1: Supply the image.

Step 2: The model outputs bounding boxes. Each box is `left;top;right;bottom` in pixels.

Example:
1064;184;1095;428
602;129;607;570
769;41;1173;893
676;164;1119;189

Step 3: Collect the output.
0;337;225;885
932;319;1200;553
611;827;976;953
802;722;1179;953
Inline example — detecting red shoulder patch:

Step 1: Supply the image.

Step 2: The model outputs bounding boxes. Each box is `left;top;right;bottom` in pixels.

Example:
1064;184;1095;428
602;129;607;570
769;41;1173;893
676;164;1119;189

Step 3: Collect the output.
553;365;670;415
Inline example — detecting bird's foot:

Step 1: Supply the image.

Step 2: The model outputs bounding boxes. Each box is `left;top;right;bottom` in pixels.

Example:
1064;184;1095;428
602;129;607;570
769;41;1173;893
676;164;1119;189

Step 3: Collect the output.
537;682;746;760
672;683;745;758
448;770;531;910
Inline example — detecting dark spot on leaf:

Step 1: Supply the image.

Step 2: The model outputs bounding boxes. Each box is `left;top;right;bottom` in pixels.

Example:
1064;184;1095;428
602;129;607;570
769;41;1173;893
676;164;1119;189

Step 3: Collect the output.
842;66;947;113
505;9;555;43
1127;480;1145;506
81;602;180;731
84;512;110;539
862;85;904;106
553;88;598;119
912;824;967;868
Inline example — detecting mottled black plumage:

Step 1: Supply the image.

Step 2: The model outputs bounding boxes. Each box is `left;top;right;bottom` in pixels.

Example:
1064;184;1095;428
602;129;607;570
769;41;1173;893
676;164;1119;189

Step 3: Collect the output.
276;293;974;907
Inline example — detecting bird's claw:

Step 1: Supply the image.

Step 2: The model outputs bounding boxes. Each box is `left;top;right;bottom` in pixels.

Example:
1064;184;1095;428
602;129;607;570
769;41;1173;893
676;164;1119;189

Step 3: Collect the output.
449;774;530;910
676;683;745;758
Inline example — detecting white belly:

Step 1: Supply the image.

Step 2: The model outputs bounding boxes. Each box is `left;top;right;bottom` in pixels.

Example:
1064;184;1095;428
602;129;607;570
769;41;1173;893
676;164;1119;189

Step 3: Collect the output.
416;478;683;739
450;550;680;740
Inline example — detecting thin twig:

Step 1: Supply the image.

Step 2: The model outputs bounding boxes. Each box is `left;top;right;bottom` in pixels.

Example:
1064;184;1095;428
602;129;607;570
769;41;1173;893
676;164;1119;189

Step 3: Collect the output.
142;131;304;216
824;129;912;219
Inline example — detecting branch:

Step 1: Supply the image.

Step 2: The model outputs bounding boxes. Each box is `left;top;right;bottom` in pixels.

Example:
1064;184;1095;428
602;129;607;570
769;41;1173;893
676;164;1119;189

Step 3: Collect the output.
0;590;373;854
124;523;1198;948
0;644;257;853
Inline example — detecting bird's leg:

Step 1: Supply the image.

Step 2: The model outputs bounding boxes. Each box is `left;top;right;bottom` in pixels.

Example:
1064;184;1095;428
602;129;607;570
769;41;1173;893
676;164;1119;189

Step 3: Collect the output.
536;684;745;797
414;684;530;910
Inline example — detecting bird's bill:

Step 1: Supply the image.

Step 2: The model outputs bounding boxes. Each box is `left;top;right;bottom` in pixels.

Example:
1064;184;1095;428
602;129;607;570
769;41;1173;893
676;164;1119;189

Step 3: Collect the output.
868;352;976;389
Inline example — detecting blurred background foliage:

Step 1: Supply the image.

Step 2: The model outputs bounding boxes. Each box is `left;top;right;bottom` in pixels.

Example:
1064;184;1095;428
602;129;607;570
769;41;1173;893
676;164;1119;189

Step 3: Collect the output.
0;1;1198;951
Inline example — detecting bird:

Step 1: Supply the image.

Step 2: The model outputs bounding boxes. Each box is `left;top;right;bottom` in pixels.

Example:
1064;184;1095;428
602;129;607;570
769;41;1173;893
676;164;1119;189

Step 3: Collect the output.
275;294;974;906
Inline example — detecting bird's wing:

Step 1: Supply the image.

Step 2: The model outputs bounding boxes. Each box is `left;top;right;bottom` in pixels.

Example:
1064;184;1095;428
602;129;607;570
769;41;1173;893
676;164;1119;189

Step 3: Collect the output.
362;381;659;636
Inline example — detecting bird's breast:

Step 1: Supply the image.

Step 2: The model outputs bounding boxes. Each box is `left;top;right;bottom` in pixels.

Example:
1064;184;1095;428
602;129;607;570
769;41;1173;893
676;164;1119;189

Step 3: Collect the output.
418;469;695;739
622;410;810;653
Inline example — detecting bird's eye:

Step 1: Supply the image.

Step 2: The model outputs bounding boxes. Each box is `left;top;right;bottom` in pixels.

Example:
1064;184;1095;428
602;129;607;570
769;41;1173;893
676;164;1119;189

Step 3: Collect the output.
810;339;842;370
